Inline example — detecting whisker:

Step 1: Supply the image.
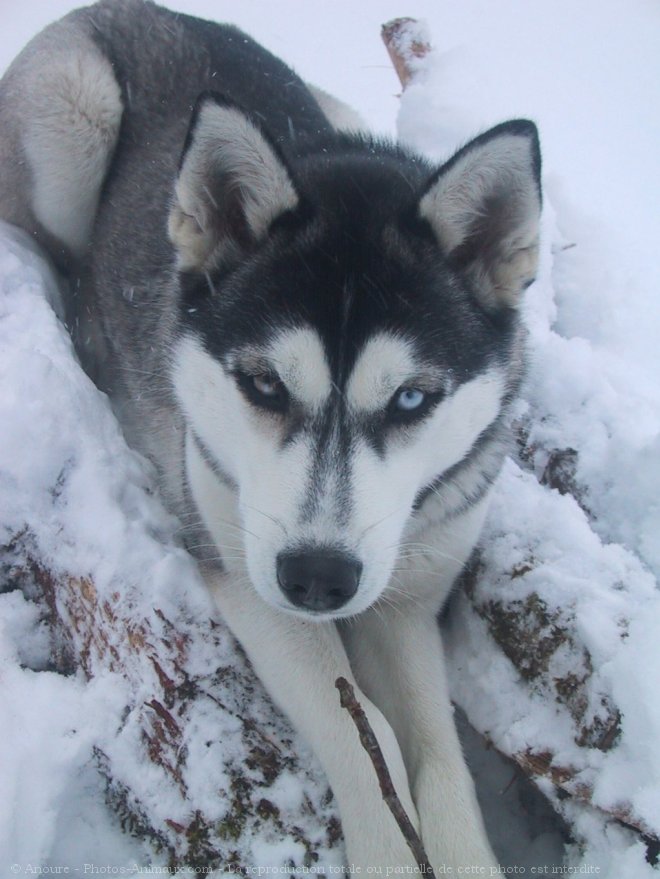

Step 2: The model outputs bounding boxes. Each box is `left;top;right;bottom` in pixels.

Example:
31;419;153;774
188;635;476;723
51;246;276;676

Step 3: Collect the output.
190;512;269;545
358;504;409;541
194;555;249;566
241;504;288;536
387;579;427;612
391;541;464;566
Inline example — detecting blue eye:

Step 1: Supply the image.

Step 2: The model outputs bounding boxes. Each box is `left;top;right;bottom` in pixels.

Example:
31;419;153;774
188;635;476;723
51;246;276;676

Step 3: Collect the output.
395;388;426;411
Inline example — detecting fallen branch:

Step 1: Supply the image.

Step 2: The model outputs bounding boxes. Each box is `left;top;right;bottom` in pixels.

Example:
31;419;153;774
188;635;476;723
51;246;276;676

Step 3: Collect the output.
335;676;436;878
3;532;341;870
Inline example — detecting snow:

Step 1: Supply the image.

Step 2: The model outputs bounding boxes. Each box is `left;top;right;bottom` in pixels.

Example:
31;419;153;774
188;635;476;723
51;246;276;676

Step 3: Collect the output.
1;1;659;877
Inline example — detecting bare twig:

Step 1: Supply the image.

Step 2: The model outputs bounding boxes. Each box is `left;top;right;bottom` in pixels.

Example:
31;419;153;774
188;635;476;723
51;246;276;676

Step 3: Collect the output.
335;676;436;877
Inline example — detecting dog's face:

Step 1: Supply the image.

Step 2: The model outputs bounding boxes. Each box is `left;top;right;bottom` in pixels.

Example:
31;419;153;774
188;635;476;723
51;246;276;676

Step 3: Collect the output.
170;96;541;618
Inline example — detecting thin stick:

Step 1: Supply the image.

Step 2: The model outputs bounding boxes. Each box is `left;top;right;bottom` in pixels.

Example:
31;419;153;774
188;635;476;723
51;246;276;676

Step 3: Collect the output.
335;676;436;877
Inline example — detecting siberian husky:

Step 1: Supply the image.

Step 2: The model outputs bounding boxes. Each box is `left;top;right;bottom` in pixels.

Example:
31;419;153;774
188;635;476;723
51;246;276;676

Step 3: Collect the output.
0;0;541;870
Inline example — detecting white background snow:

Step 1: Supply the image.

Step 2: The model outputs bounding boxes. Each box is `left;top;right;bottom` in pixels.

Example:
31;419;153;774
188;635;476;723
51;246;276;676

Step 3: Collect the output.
1;0;659;877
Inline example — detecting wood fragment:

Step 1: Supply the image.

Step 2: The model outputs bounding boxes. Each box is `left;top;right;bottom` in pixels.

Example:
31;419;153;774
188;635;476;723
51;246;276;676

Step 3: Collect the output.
381;18;431;89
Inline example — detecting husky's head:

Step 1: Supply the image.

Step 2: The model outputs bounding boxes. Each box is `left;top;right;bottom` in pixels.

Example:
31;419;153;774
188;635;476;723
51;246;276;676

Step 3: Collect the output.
169;94;541;619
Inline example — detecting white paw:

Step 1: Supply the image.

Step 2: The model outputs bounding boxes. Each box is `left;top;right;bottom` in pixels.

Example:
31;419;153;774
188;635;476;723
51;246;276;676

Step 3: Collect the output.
415;765;499;873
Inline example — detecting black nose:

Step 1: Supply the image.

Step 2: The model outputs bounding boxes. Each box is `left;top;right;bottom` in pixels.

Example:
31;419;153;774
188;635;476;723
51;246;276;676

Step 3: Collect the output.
276;550;362;612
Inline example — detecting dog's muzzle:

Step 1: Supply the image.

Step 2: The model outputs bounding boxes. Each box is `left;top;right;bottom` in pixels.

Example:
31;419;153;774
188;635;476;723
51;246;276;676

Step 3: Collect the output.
276;550;362;613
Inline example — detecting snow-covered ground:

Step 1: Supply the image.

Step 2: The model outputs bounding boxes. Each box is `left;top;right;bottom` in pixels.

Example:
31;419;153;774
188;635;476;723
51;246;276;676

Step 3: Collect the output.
1;1;659;877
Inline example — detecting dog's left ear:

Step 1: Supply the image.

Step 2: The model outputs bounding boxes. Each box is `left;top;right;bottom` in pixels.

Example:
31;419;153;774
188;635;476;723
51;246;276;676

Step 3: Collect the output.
418;120;542;309
168;93;299;270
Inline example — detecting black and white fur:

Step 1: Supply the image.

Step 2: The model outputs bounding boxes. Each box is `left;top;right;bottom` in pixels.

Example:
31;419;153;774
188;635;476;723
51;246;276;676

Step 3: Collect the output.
0;0;542;870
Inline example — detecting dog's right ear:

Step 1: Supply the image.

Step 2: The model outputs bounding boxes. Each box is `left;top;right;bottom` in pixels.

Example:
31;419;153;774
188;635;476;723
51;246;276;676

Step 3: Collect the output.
418;120;542;310
168;93;299;270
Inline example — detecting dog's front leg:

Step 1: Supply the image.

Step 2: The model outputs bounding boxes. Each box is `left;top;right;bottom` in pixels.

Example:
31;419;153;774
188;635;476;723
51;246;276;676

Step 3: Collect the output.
341;606;498;872
203;565;421;870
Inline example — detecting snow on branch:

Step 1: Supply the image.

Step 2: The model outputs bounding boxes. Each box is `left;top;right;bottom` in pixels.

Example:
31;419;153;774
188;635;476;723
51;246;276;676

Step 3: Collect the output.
3;531;341;870
381;18;432;89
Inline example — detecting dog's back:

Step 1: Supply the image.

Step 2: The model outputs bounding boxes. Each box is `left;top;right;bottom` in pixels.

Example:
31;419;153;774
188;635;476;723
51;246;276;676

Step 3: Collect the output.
0;0;331;263
0;0;340;513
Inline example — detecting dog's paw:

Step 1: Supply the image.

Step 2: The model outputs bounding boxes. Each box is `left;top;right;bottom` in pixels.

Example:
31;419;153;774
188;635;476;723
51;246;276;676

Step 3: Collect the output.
343;835;420;874
414;763;499;873
341;788;422;872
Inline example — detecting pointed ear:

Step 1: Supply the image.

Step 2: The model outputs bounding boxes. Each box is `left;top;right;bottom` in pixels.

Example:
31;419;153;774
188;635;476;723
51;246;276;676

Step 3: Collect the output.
419;120;542;309
168;93;299;270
